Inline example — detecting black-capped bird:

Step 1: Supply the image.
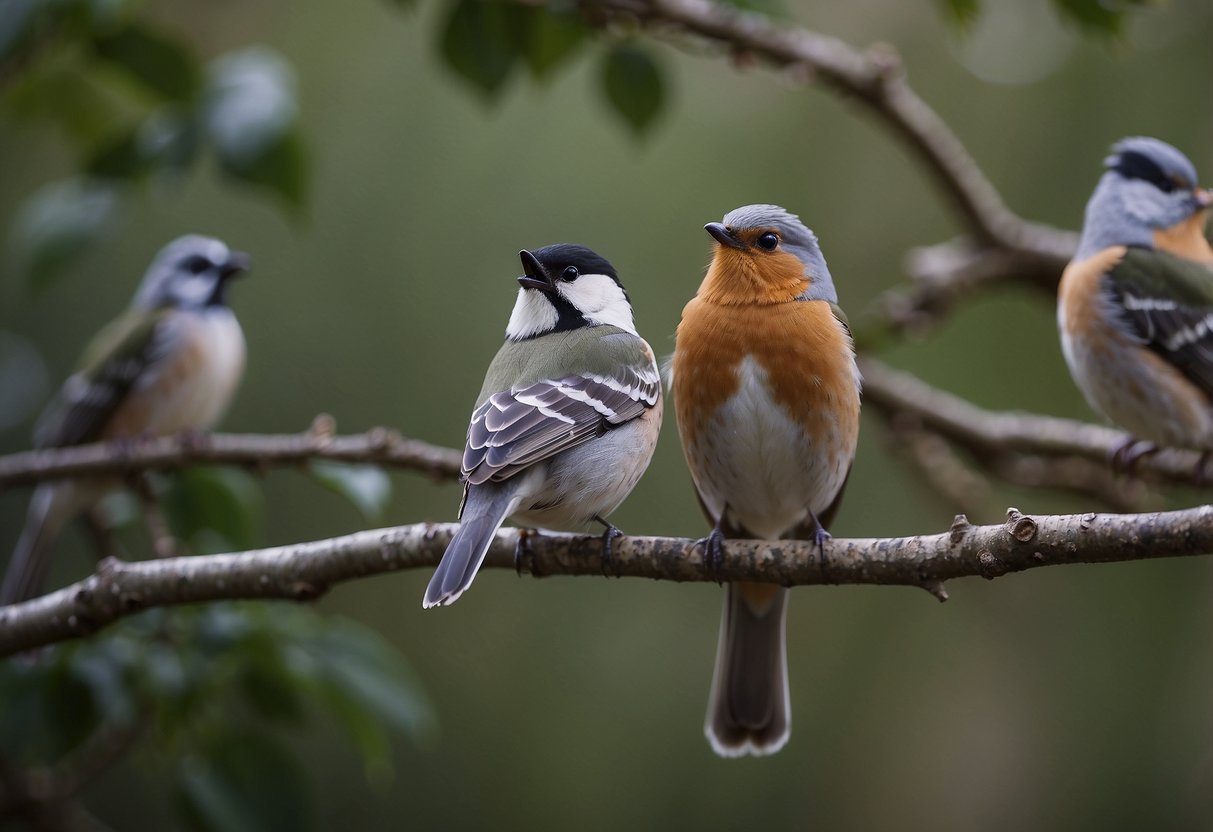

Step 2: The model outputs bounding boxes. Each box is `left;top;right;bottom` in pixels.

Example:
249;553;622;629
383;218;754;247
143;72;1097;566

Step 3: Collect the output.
423;244;663;608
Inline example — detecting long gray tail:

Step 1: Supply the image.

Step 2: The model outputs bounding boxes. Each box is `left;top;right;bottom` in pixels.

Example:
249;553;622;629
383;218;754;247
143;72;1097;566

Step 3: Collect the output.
423;484;517;608
705;582;790;757
2;484;71;605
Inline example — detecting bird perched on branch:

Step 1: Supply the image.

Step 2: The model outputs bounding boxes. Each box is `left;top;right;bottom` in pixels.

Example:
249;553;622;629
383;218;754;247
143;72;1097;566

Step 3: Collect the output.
1058;137;1213;472
670;205;861;756
423;244;662;609
2;235;250;605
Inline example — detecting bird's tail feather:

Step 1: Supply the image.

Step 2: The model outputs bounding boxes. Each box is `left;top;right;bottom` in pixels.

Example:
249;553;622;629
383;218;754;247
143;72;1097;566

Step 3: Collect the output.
423;486;517;608
705;582;790;757
2;484;72;606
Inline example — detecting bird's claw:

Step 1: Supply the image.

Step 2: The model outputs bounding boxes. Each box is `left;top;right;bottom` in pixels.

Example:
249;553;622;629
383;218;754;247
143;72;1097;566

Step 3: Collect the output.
695;526;727;579
592;515;623;576
514;528;533;577
1110;437;1157;474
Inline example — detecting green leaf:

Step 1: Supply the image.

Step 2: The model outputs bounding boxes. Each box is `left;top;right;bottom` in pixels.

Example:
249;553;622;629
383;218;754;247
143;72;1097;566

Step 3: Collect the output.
87;106;199;179
311;622;436;745
938;0;980;29
440;0;520;100
222;127;307;207
178;734;311;832
1052;0;1147;36
519;7;587;81
8;177;125;290
237;642;306;723
309;461;392;522
164;466;262;552
601;43;665;136
202;46;306;206
92;23;200;100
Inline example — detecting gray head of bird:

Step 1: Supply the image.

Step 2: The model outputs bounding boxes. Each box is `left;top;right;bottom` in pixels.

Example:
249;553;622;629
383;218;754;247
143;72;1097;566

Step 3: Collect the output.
703;203;837;305
134;235;251;311
1078;137;1212;259
505;243;636;340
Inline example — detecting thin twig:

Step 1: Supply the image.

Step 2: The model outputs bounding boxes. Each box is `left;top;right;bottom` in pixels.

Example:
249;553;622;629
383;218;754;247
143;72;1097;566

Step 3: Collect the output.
0;422;462;490
572;0;1078;339
859;356;1207;487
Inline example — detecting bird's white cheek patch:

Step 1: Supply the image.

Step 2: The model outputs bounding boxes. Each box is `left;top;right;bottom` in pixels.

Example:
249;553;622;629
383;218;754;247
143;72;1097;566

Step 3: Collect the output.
558;274;636;334
506;289;559;340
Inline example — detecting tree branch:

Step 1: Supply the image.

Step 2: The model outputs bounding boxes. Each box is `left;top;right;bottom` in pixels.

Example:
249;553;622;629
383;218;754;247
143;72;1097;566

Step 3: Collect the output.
3;505;1212;656
0;420;462;490
859;356;1207;487
576;0;1078;338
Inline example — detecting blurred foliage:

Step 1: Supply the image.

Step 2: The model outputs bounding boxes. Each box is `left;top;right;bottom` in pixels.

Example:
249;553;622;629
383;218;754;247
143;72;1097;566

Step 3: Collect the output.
939;0;1154;33
0;603;434;830
2;0;305;287
0;0;1153;286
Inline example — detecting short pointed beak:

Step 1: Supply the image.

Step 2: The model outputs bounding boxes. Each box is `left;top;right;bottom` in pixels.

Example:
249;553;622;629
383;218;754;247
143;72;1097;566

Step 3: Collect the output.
705;222;745;250
1195;188;1213;210
517;249;552;292
221;251;251;279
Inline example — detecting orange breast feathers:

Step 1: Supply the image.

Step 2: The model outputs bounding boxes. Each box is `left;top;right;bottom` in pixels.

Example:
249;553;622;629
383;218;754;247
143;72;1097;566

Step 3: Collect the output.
694;247;815;307
1058;245;1127;341
672;293;860;450
1153;210;1213;264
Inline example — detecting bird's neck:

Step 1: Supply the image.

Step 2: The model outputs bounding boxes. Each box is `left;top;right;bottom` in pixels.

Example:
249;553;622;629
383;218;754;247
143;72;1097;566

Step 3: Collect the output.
1152;210;1213;265
697;250;807;306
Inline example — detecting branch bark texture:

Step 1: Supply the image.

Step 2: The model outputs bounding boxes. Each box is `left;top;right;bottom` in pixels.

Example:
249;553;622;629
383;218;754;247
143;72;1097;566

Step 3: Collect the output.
859;357;1208;486
4;506;1212;657
0;424;462;490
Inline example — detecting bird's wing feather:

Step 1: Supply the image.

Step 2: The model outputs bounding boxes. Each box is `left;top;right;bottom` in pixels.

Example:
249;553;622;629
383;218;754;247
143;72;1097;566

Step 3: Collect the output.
463;362;661;485
1104;247;1213;401
33;309;177;449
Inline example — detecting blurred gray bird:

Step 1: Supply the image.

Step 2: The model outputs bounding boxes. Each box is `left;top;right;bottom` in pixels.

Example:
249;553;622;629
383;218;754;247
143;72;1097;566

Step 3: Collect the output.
423;244;663;608
1;235;250;604
1058;137;1213;470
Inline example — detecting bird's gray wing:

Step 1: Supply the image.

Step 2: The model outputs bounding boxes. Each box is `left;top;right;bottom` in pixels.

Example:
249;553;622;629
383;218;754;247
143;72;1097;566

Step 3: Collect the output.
462;363;660;486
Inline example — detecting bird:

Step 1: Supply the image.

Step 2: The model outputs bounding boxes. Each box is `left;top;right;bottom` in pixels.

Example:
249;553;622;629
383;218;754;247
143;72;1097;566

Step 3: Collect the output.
1;235;250;605
1058;137;1213;472
423;244;663;609
670;204;861;757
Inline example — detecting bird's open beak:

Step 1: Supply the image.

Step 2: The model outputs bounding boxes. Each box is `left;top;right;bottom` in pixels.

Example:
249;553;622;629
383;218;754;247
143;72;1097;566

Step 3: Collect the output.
705;222;745;250
221;251;252;279
517;249;553;292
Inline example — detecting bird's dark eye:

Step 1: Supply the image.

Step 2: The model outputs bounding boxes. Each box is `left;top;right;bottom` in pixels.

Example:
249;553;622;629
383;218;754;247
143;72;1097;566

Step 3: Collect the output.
561;266;579;282
756;232;779;251
183;256;211;275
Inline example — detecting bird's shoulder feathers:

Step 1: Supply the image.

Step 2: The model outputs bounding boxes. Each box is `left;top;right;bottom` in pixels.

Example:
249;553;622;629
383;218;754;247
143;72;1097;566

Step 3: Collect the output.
34;308;177;449
463;325;660;485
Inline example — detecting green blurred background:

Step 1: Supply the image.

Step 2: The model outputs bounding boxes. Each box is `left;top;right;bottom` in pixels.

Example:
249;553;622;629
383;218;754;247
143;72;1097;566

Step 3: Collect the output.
3;0;1213;828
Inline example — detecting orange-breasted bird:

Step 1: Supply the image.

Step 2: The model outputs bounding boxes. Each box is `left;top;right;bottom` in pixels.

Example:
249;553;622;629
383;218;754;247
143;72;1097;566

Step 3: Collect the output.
670;204;861;756
1058;137;1213;471
2;236;249;604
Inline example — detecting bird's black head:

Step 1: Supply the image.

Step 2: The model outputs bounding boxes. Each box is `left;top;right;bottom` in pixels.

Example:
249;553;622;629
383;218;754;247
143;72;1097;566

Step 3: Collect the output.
506;243;635;341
